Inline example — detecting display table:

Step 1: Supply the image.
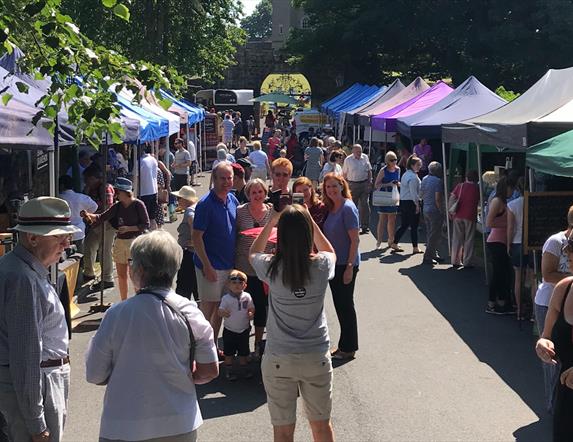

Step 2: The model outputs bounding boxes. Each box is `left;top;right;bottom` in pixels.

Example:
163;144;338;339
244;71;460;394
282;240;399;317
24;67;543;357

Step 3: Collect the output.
0;233;12;257
58;255;82;321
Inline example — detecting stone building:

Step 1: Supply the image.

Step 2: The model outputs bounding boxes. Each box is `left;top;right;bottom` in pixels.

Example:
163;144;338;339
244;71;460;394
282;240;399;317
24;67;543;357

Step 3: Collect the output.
215;0;306;93
215;41;275;92
271;0;305;50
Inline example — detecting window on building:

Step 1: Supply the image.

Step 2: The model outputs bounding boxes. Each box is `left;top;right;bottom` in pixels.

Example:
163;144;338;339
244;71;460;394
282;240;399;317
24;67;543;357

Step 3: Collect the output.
279;24;283;35
301;17;310;29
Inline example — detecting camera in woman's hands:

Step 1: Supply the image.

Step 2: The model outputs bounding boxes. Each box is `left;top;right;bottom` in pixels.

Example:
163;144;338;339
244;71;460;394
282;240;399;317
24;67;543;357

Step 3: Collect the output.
269;190;305;212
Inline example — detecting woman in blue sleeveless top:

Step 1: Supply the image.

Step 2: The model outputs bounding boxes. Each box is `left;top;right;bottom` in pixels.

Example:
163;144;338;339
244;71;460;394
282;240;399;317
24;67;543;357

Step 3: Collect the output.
373;151;401;250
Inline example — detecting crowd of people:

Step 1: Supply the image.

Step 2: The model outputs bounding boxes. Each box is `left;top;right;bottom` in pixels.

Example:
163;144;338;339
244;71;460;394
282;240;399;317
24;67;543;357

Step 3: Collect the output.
4;120;573;441
0;127;368;441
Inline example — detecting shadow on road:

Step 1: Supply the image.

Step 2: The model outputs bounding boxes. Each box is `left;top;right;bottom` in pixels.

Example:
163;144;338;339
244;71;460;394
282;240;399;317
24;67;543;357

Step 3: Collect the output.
398;263;552;441
196;363;267;419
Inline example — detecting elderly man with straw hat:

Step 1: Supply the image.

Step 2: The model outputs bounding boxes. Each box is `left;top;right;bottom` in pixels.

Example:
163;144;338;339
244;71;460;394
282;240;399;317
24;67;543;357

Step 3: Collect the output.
0;197;81;442
172;186;200;301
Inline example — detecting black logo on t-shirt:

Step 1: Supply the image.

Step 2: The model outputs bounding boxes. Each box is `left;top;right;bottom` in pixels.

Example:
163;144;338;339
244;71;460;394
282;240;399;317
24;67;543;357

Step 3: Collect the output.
293;288;306;298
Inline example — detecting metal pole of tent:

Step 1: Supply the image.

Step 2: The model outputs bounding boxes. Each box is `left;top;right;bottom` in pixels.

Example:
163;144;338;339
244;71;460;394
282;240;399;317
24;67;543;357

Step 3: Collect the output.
442;142;451;256
476;144;489;284
133;142;139;197
368;126;373;162
528;168;538;277
201;119;206;174
194;122;199;174
48;150;56;197
89;137;111;313
49;149;57;285
49;120;58;285
353;125;356;145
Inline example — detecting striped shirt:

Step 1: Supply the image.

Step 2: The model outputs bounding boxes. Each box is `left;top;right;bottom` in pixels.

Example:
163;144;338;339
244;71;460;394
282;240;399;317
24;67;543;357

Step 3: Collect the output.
235;203;273;276
0;244;68;434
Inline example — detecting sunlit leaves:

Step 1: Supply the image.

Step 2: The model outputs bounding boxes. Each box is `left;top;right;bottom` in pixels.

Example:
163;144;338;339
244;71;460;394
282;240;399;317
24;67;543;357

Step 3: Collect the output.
112;4;129;22
1;93;12;105
0;0;187;145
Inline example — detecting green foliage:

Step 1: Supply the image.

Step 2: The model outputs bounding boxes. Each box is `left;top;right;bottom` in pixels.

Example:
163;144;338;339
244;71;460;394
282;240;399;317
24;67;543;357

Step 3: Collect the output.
495;86;520;102
241;0;272;41
287;0;573;98
61;0;246;82
0;0;186;146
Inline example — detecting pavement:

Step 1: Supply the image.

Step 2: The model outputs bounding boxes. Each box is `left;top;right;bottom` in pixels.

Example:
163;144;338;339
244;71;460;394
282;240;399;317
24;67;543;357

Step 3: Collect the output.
63;173;551;442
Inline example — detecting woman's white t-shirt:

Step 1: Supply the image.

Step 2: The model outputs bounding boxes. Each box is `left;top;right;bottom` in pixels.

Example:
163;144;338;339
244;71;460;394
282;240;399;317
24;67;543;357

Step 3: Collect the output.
535;231;570;306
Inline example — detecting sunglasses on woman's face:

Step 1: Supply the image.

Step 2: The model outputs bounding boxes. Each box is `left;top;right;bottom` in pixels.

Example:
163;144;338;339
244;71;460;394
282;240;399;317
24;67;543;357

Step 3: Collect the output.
388;159;397;162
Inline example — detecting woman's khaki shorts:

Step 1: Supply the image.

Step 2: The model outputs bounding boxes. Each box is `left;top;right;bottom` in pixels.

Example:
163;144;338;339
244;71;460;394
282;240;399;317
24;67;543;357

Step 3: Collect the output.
261;351;333;426
195;267;231;302
112;238;135;265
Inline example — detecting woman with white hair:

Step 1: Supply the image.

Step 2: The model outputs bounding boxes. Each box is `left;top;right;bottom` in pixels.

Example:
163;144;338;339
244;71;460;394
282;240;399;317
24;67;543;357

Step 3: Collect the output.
210;145;235;189
86;230;218;442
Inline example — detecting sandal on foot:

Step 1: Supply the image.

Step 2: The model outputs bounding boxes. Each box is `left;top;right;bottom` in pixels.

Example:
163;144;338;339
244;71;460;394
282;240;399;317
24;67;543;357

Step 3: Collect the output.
331;349;355;360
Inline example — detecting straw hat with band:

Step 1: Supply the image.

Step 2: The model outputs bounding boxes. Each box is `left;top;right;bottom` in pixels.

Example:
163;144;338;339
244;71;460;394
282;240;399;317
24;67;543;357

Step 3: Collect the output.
12;197;82;236
171;186;198;203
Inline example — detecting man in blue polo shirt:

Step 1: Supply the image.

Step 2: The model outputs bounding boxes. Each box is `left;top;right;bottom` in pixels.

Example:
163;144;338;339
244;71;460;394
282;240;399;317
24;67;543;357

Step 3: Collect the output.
192;162;238;351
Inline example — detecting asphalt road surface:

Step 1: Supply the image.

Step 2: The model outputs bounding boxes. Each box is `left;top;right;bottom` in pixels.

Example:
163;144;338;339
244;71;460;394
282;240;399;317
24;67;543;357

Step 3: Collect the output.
63;173;551;442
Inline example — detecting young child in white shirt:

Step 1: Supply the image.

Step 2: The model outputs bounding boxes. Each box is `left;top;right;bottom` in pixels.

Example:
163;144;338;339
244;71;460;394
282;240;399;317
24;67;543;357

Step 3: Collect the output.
218;270;255;380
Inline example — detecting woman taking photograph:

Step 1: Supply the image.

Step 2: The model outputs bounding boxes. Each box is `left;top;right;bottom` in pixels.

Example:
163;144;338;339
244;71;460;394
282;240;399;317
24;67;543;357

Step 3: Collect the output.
373;151;401;250
82;177;150;301
250;205;336;442
536;236;573;441
485;176;514;315
393;155;422;254
235;178;273;358
322;173;360;360
292;176;329;229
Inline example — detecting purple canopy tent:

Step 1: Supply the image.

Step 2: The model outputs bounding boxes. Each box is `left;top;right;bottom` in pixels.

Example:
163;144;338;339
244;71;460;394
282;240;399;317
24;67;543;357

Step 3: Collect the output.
371;81;454;132
355;77;429;127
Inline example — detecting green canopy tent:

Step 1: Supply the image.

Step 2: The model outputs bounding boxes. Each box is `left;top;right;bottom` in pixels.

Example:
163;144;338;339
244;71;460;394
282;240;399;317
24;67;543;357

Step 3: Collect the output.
250;93;299;105
527;129;573;177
